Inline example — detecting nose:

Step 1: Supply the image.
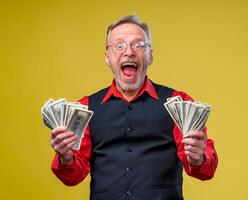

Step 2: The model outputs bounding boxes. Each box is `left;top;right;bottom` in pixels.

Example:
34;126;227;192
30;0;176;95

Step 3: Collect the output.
123;44;135;57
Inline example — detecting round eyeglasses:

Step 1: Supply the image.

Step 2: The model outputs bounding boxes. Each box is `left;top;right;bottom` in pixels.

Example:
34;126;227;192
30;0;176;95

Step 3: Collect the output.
107;41;151;54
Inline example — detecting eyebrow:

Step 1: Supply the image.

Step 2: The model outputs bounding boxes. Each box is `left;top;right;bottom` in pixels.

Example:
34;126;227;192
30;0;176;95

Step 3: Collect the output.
111;38;145;44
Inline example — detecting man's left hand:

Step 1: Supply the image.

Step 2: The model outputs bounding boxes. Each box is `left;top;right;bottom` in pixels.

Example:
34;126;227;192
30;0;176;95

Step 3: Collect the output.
182;131;207;166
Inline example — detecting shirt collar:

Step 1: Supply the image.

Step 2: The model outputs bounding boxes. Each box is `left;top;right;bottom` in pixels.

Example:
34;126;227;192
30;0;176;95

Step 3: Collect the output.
101;77;159;104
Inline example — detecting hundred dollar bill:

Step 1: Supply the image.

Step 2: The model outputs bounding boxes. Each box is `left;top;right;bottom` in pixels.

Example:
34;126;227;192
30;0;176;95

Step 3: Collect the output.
164;96;183;133
63;103;88;127
192;108;211;131
66;108;93;150
181;101;194;134
48;98;67;126
41;98;56;129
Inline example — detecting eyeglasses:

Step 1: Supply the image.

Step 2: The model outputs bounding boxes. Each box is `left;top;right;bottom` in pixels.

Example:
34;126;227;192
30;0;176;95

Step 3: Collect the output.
107;41;151;54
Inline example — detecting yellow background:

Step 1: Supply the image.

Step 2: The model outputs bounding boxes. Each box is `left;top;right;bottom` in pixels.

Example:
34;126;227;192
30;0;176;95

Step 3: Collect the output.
1;0;247;199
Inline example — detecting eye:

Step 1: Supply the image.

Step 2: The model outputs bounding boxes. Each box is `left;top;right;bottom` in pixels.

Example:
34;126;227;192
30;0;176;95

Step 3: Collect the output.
115;43;126;49
134;42;145;49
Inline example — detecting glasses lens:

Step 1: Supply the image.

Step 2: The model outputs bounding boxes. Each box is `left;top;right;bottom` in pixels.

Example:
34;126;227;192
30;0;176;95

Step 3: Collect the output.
133;42;146;52
113;43;126;52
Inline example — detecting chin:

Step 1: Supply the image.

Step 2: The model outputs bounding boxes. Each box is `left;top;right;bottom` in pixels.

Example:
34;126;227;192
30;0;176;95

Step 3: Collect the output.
123;85;139;92
118;81;141;92
115;74;146;92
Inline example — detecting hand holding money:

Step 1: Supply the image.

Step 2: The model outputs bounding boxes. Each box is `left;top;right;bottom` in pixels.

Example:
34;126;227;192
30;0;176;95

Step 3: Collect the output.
164;95;211;166
41;98;93;150
182;131;207;166
51;126;77;165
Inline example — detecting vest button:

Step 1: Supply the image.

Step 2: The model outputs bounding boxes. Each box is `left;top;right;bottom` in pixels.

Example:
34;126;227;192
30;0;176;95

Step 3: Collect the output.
126;167;132;172
126;190;132;196
127;126;132;132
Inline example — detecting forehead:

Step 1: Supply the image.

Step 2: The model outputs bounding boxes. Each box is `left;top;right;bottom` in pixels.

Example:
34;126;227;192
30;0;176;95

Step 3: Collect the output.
107;23;148;43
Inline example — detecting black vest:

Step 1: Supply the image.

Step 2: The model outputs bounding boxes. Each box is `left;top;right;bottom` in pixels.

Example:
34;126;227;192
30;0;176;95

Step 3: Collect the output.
88;82;183;200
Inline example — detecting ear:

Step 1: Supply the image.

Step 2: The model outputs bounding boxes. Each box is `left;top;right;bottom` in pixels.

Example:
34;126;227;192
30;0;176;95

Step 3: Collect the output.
105;51;110;66
148;48;153;65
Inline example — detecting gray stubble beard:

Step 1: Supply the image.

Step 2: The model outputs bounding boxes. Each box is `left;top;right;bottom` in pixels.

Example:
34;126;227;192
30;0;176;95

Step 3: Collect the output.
112;66;148;93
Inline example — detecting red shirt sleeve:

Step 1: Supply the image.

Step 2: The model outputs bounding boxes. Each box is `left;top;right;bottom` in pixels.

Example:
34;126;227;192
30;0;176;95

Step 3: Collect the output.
51;96;92;186
172;91;218;180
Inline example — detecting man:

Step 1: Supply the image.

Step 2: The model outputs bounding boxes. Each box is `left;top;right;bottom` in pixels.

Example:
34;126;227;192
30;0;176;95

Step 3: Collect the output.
50;15;218;200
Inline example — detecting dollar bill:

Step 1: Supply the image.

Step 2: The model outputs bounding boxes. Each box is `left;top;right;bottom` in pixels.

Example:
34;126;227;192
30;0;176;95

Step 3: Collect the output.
66;108;93;150
164;96;211;137
41;98;56;128
63;103;88;127
41;98;94;150
164;96;183;133
48;98;67;126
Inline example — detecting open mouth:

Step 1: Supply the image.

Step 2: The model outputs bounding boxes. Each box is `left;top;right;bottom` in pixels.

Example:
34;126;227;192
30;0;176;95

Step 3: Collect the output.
121;62;138;78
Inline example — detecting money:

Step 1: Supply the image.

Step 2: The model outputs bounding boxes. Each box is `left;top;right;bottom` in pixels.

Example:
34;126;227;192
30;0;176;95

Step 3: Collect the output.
164;96;211;137
41;98;93;150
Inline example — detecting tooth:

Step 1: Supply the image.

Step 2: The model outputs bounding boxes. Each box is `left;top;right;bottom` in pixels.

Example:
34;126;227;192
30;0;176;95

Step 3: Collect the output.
122;62;137;67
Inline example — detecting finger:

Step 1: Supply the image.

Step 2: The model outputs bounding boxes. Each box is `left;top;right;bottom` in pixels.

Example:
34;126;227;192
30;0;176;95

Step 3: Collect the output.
185;150;203;162
182;137;203;147
66;140;77;150
184;144;202;154
55;140;77;155
56;134;78;148
51;126;67;138
51;131;76;146
186;153;205;166
52;133;77;151
186;131;206;140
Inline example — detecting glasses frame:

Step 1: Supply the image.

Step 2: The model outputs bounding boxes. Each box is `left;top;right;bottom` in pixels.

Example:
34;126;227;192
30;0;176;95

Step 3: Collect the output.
107;41;151;54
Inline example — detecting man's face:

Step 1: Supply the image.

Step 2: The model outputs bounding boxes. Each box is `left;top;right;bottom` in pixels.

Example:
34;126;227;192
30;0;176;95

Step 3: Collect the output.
105;23;153;93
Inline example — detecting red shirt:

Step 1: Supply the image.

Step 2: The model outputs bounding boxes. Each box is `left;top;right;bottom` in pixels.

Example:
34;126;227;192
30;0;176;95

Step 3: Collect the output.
52;78;218;186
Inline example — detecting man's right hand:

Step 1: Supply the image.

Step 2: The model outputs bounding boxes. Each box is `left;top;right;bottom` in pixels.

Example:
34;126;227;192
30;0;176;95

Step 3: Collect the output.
50;126;78;166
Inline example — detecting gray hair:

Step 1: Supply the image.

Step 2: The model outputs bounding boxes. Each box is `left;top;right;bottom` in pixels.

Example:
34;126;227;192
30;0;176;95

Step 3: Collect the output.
106;15;151;47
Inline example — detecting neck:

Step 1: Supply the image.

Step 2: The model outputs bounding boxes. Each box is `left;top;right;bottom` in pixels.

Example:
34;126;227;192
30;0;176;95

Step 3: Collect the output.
114;77;147;101
116;81;145;101
119;88;140;101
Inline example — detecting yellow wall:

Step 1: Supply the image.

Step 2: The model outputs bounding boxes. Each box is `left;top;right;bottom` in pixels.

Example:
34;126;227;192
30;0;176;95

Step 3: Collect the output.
1;0;247;199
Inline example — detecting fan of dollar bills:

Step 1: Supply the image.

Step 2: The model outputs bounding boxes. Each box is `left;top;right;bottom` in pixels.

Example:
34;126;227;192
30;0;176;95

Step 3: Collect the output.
41;98;93;150
164;96;211;137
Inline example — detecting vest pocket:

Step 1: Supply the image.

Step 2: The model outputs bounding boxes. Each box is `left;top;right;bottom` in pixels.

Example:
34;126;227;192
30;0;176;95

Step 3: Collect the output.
90;191;110;200
150;184;178;189
137;186;182;200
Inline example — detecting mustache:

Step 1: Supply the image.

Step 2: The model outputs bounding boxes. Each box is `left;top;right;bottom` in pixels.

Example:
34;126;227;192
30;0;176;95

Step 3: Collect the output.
121;59;138;64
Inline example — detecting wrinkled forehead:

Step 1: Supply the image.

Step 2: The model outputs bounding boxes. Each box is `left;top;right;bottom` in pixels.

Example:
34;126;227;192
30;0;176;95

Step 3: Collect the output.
107;23;149;44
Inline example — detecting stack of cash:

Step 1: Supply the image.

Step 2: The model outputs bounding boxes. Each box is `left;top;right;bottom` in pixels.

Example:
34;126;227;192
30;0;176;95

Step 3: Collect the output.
41;98;93;150
164;96;211;137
